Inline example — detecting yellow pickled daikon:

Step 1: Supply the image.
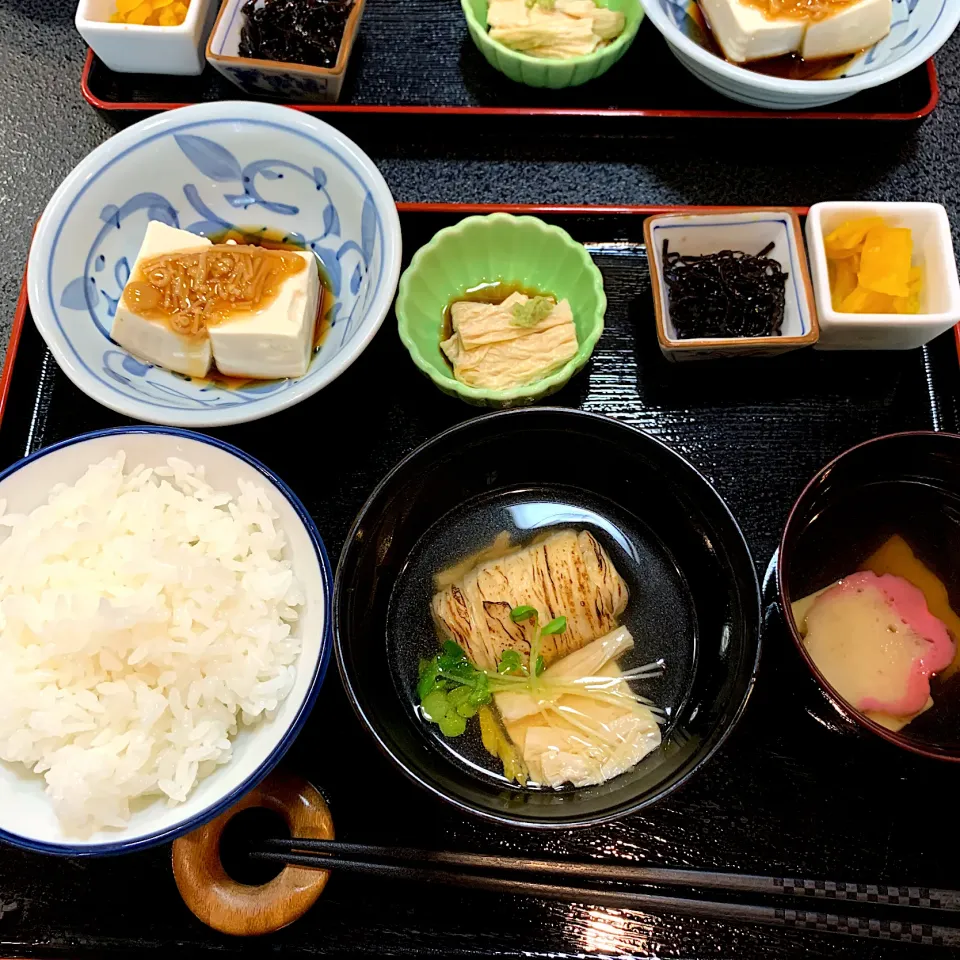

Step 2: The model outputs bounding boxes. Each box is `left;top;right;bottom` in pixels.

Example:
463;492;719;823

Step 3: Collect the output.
823;217;883;260
110;0;189;26
824;217;922;315
859;226;912;297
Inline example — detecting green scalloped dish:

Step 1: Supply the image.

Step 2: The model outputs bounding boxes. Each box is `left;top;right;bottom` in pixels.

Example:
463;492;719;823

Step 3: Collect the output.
460;0;644;88
396;214;606;407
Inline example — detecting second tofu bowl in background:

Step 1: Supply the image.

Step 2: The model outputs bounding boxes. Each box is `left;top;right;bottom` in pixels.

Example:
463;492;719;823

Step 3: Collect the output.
640;0;960;109
27;101;402;428
805;202;960;351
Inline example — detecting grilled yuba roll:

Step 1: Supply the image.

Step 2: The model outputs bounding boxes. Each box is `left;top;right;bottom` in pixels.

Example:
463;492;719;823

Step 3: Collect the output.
431;530;628;672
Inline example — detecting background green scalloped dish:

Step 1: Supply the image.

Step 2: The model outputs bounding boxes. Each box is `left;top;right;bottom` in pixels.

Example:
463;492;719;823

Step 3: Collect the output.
396;214;606;407
461;0;644;88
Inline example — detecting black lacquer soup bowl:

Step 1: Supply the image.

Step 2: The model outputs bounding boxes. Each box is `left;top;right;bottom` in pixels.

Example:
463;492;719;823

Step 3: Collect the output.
779;431;960;762
334;407;762;828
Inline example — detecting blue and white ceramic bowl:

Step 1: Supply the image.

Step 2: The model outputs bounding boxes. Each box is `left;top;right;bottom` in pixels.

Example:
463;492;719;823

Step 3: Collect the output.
27;102;402;427
641;0;959;109
0;428;332;855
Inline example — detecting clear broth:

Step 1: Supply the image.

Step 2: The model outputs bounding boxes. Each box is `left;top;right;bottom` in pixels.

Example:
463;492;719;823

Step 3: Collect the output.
386;485;699;790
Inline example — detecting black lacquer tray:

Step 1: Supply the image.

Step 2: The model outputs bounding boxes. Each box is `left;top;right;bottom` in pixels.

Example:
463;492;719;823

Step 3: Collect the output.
3;204;960;960
81;8;940;128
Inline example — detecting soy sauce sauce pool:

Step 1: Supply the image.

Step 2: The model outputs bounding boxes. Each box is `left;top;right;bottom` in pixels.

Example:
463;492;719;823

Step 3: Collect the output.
788;480;960;750
386;485;699;790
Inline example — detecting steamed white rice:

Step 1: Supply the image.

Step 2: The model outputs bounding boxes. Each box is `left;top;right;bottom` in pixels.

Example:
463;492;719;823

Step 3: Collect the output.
0;453;303;834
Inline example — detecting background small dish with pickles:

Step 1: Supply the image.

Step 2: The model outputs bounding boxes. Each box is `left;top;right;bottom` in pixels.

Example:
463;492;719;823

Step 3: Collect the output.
76;0;218;75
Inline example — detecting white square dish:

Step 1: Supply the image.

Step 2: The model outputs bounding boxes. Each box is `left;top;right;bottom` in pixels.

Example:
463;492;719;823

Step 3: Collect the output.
806;201;960;351
76;0;218;75
645;209;818;361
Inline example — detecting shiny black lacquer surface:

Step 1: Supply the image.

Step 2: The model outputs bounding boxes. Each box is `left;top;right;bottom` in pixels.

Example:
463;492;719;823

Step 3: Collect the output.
2;210;960;958
84;12;935;119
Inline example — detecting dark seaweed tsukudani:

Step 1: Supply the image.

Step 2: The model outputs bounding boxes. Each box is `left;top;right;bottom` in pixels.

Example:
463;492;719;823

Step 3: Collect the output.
662;240;788;340
239;0;354;69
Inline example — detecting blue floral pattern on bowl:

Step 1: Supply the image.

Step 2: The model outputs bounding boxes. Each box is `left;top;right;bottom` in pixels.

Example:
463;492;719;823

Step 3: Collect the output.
660;0;946;78
226;66;331;99
29;103;401;427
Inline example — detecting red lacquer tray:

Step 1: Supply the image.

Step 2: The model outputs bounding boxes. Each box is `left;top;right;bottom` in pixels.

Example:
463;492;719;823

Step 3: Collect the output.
80;32;940;125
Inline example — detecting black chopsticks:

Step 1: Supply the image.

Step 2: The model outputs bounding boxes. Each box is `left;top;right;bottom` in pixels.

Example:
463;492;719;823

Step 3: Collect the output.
249;838;960;948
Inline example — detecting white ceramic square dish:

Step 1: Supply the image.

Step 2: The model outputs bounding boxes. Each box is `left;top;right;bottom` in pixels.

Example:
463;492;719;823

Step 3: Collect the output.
206;0;366;102
76;0;218;75
806;201;960;351
645;209;818;361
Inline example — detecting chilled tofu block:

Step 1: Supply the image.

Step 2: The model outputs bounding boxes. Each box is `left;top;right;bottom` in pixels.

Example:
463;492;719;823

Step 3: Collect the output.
802;0;891;60
698;0;805;62
699;0;891;63
112;313;213;379
206;250;320;380
111;222;213;378
112;220;321;381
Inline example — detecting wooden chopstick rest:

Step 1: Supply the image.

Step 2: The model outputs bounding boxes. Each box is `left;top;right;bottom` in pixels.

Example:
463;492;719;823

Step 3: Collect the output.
172;771;334;936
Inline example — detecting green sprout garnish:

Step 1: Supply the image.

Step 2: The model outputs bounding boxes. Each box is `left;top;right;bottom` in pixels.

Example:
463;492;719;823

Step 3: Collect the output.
416;640;493;736
497;650;524;675
541;616;567;636
417;607;571;734
509;605;537;623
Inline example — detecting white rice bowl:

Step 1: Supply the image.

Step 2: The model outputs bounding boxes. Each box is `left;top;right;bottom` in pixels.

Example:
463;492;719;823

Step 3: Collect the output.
0;429;330;855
